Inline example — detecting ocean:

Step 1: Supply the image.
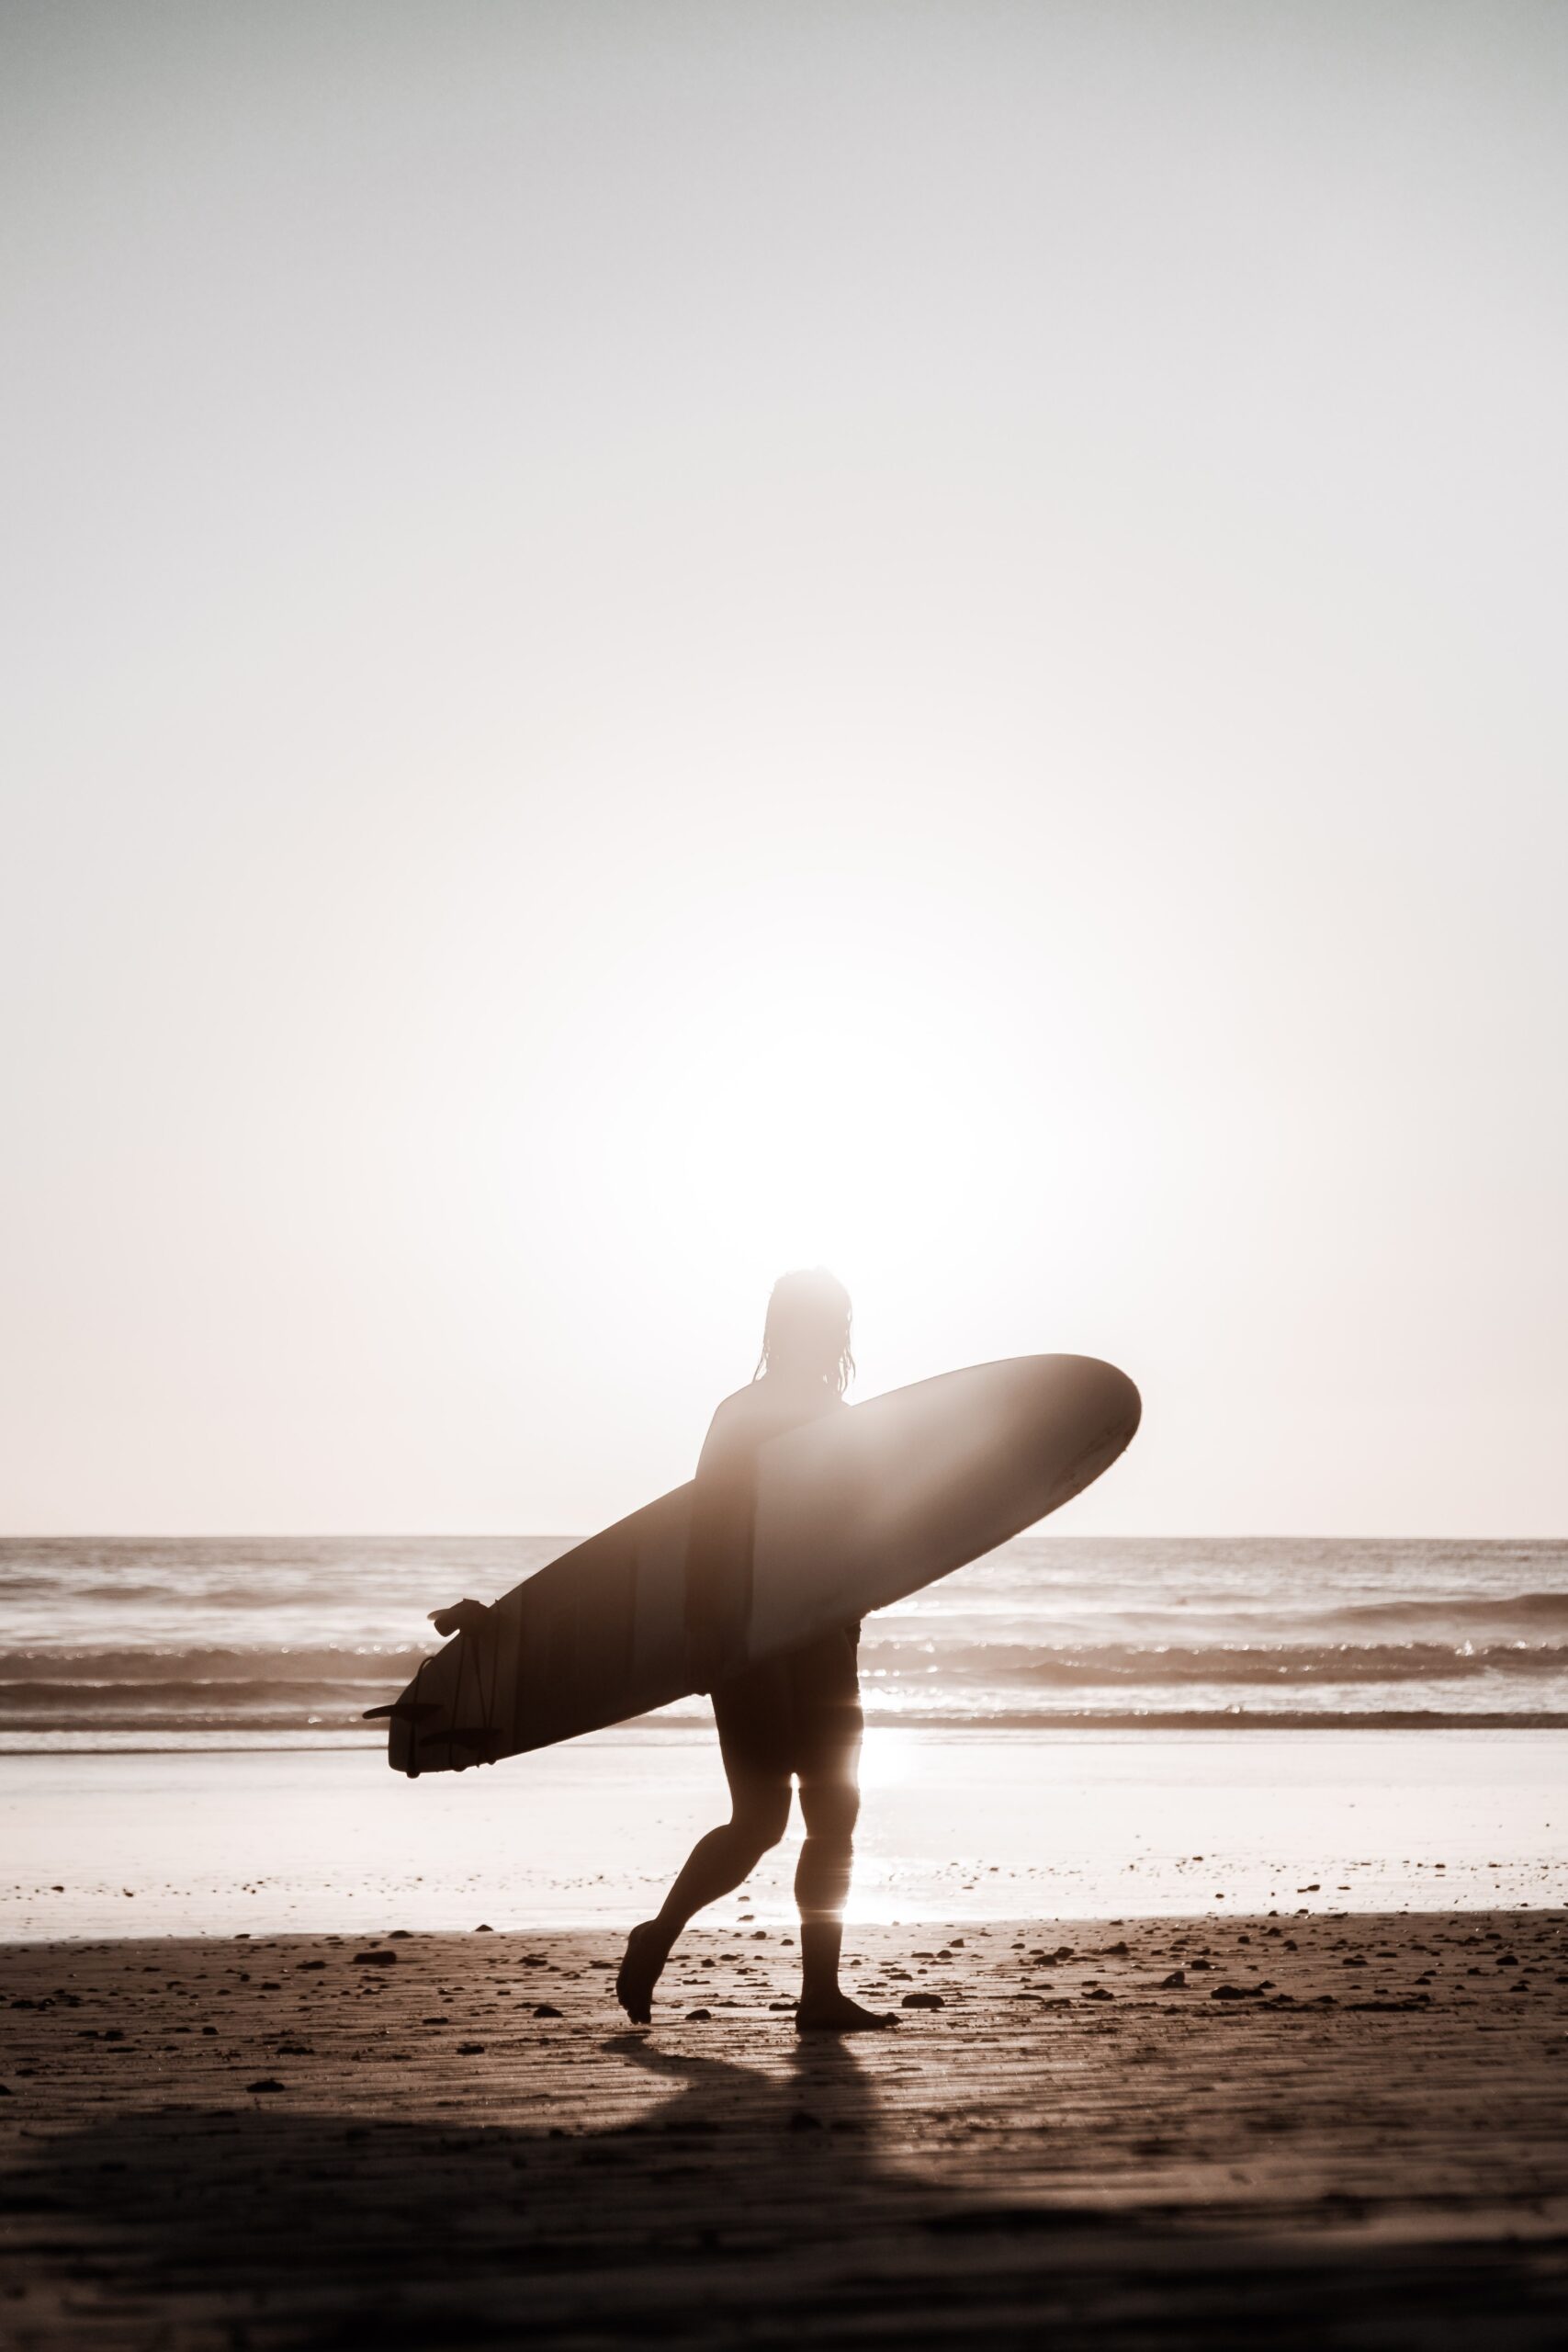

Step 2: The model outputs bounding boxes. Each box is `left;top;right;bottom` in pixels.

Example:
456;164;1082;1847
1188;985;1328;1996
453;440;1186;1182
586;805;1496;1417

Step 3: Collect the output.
4;1535;1566;1747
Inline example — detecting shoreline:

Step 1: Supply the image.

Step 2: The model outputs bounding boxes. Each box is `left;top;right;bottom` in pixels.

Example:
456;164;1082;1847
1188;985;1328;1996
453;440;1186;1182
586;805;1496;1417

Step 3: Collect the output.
4;1911;1565;2346
9;1705;1568;1750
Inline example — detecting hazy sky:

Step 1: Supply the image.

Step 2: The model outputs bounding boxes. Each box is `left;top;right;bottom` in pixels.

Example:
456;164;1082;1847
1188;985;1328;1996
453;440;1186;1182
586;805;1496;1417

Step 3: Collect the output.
4;2;1564;1535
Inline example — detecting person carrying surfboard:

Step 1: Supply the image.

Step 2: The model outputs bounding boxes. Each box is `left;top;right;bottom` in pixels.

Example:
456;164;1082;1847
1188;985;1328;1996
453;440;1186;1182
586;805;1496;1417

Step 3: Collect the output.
615;1268;897;2032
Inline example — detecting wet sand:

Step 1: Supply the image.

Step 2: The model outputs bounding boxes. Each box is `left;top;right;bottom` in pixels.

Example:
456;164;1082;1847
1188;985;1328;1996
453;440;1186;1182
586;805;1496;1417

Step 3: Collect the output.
6;1728;1565;1938
5;1909;1566;2346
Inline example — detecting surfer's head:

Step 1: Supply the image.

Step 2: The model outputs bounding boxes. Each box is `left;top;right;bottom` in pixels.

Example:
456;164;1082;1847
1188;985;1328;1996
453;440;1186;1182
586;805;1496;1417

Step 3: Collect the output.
755;1268;855;1395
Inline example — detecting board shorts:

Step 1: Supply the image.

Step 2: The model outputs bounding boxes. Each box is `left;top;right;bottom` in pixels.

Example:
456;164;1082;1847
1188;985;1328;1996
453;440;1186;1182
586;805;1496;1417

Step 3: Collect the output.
712;1623;863;1790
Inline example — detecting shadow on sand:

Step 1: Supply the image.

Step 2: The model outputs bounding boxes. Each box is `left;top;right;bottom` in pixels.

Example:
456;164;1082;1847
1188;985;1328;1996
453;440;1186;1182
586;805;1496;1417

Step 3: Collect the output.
14;2032;1567;2347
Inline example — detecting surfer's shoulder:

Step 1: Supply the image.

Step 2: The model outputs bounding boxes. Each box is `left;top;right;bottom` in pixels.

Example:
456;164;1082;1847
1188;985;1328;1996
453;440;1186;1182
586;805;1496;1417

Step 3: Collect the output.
705;1375;843;1447
707;1384;760;1430
696;1385;761;1464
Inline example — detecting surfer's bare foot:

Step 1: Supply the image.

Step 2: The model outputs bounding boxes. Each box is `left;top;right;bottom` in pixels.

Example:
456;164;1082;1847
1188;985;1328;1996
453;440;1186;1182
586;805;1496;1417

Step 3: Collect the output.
795;1990;899;2033
616;1920;671;2025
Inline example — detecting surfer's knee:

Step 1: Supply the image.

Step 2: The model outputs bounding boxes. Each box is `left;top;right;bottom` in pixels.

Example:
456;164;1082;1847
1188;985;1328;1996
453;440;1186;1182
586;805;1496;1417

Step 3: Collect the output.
799;1778;858;1849
733;1784;791;1858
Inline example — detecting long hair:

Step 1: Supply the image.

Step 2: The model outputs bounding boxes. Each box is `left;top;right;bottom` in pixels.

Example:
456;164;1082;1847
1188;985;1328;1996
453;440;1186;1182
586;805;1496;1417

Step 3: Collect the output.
753;1267;855;1395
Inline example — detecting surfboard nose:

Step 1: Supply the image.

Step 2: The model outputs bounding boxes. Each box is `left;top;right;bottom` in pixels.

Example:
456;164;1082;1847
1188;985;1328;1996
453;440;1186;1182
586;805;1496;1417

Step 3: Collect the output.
1018;1354;1141;1508
1021;1352;1139;1435
1082;1357;1141;1446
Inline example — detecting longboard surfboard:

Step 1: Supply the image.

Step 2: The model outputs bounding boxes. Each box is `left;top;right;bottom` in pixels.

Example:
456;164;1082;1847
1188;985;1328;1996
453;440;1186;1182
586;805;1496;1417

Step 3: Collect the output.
369;1353;1139;1776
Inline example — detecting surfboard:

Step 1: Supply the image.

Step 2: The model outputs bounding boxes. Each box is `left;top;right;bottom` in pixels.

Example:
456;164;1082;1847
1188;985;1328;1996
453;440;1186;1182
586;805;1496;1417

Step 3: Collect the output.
369;1353;1139;1776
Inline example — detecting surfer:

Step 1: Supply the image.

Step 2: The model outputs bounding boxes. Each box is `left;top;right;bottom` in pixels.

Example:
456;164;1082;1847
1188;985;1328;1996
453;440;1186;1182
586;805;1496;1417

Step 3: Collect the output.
617;1269;896;2033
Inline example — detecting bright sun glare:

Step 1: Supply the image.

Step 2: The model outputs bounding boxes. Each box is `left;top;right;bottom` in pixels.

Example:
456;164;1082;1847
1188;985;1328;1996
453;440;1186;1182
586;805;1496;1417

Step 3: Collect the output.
571;908;1041;1287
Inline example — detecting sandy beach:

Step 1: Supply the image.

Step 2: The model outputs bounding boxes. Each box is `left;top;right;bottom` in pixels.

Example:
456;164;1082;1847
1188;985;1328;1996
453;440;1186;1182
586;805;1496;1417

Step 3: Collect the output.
7;1693;1566;2346
4;1907;1565;2346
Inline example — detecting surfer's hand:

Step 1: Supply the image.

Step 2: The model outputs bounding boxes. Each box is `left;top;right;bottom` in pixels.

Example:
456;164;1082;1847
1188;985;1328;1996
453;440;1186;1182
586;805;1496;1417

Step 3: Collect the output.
430;1598;491;1639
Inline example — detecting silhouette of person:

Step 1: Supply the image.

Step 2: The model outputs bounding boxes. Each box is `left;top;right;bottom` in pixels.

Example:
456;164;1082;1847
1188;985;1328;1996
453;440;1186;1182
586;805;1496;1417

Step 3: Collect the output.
616;1269;896;2032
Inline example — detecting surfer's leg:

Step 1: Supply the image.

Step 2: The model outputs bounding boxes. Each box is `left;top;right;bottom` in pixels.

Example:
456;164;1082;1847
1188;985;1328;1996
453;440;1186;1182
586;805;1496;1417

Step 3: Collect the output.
794;1627;863;1953
795;1771;856;1973
793;1630;894;2032
658;1773;793;1934
616;1770;790;2023
616;1664;794;2024
795;1776;891;2029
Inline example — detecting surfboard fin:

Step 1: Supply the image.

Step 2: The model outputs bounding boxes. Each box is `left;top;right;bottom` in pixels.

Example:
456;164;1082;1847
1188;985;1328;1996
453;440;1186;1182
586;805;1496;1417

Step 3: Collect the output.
362;1701;444;1724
